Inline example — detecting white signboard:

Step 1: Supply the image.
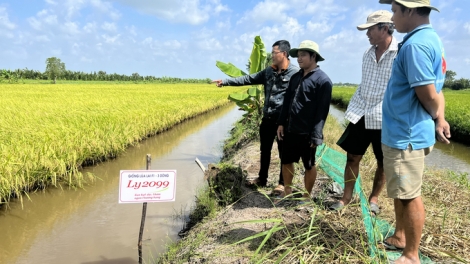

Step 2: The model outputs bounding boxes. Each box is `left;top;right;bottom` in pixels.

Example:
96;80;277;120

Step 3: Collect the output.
119;170;176;203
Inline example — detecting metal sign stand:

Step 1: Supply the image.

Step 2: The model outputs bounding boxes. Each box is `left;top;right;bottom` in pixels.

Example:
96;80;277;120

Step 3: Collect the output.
138;154;151;264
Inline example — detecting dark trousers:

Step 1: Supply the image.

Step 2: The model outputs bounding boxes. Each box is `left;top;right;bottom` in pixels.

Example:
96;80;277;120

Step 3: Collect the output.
258;117;283;185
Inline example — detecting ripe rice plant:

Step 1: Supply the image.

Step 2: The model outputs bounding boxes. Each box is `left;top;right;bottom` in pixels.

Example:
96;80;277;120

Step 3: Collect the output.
0;83;246;205
442;90;470;144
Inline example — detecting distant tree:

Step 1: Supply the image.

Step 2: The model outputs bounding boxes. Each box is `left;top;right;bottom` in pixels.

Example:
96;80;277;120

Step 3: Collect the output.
45;57;66;84
446;70;457;82
131;72;141;81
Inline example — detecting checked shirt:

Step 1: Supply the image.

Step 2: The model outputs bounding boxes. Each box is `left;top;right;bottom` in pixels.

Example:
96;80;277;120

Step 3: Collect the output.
344;37;398;130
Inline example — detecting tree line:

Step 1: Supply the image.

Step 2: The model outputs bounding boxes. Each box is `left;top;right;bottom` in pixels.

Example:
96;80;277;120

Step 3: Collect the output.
1;57;468;89
444;70;470;90
1;57;211;84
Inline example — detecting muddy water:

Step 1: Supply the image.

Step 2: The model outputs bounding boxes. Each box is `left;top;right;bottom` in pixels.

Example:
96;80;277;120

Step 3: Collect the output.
0;104;243;264
329;104;470;175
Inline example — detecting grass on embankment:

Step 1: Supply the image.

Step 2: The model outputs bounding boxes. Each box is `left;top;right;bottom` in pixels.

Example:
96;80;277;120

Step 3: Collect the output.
332;86;470;144
0;83;245;205
157;109;470;263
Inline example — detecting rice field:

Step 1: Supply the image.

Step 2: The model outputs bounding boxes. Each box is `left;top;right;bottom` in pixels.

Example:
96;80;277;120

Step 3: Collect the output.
332;87;470;144
0;83;246;204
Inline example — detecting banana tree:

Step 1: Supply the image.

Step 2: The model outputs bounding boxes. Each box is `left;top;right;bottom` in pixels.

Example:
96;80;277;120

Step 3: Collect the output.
216;36;267;124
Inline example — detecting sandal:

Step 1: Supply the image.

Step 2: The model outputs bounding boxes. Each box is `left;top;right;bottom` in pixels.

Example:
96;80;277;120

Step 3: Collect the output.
328;201;345;211
379;239;405;251
272;184;284;195
245;177;267;188
369;202;380;216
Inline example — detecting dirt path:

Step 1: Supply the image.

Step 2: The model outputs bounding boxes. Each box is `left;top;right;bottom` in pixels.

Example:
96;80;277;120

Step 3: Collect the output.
171;141;346;263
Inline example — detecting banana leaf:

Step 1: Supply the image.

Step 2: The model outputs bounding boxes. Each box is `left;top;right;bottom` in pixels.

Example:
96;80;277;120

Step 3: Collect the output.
216;61;247;78
249;36;267;74
247;87;261;100
228;93;250;102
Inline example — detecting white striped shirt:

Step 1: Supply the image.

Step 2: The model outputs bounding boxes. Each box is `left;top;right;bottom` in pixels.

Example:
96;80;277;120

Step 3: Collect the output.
344;37;398;129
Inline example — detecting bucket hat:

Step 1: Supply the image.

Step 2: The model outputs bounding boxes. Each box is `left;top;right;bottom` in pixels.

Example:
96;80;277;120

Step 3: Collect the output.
289;40;325;61
379;0;439;12
357;10;393;30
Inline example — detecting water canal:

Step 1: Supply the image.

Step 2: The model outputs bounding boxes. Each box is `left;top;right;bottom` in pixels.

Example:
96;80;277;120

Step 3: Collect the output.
0;104;243;264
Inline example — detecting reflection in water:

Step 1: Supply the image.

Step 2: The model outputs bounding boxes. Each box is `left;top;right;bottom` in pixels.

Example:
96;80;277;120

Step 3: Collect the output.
0;104;244;264
329;104;470;175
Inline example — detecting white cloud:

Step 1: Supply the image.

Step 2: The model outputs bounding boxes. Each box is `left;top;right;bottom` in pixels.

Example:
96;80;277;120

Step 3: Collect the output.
323;29;360;50
281;17;304;38
127;25;137;36
238;0;288;25
80;56;93;62
28;17;42;30
35;35;50;42
0;7;16;30
62;21;80;36
216;20;230;31
197;38;222;50
101;22;116;32
51;49;62;56
0;31;14;39
37;9;48;17
83;22;96;33
65;0;86;20
142;37;153;45
465;23;470;34
306;20;333;34
115;0;227;25
465;58;470;65
90;0;121;20
101;34;121;44
164;40;182;50
44;15;58;25
435;19;459;34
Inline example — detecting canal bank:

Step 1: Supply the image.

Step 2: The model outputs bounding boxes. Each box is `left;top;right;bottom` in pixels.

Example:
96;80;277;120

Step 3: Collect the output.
156;110;470;263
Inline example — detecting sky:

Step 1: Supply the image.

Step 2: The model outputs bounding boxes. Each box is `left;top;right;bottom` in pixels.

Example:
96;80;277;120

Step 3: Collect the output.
1;0;469;83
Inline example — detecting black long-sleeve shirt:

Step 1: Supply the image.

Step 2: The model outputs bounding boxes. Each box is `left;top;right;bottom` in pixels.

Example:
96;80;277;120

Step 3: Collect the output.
278;67;332;146
222;63;299;119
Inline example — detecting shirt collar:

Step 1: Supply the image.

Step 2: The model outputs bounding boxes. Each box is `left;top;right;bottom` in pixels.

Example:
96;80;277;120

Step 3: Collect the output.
271;59;290;71
366;36;399;55
299;66;320;75
405;24;432;38
398;24;432;52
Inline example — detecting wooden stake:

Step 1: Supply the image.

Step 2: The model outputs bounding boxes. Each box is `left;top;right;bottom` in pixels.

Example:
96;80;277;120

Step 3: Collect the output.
195;157;206;172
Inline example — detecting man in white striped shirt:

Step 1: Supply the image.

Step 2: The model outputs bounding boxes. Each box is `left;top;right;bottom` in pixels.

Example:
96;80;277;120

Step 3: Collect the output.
329;10;398;215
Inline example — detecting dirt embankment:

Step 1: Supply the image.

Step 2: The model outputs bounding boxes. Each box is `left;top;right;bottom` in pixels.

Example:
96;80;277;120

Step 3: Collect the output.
158;118;470;263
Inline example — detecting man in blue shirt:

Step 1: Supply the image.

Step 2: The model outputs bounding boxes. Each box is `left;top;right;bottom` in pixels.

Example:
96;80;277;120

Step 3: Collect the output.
379;0;451;263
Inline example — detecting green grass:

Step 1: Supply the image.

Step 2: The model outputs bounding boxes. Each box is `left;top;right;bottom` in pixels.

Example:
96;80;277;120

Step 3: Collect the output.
0;83;246;205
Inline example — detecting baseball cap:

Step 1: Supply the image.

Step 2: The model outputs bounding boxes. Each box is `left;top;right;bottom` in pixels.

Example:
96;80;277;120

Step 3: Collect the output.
357;10;393;31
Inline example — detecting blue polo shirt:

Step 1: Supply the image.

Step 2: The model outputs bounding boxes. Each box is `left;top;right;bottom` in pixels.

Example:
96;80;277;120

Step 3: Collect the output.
382;24;446;150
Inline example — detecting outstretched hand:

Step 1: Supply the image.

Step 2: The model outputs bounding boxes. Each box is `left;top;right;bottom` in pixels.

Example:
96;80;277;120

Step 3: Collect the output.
212;80;223;87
